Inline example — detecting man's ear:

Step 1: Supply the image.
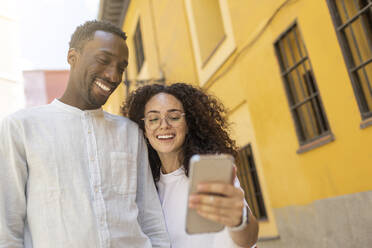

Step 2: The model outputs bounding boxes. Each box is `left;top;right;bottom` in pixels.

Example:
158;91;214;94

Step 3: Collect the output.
67;48;78;66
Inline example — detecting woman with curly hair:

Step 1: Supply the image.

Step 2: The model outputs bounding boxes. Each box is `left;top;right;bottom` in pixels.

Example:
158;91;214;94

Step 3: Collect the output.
122;83;258;248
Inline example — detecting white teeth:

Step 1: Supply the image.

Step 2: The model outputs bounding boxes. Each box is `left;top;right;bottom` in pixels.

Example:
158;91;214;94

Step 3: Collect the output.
157;134;175;139
95;81;110;92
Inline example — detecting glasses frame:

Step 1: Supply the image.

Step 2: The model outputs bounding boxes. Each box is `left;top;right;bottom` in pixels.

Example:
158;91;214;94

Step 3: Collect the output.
142;112;186;130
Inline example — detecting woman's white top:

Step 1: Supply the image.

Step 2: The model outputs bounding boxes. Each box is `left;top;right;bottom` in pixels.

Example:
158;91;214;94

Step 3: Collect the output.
156;167;253;248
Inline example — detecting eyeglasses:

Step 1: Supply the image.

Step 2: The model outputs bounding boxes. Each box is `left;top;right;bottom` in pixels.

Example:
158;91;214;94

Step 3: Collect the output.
142;111;186;130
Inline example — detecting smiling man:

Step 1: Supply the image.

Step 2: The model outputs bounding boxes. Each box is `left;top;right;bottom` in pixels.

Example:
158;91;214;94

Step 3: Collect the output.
0;20;170;248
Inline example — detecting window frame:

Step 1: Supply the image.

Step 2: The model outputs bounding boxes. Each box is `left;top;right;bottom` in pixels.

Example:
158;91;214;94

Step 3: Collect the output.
326;0;372;123
274;22;334;153
237;144;268;221
184;0;236;86
133;19;145;74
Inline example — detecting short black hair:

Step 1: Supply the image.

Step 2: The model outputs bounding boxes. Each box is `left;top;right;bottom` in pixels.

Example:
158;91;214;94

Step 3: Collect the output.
69;20;127;50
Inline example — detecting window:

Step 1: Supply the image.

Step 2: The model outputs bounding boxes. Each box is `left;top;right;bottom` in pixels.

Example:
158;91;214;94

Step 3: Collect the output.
275;23;332;148
327;0;372;119
185;0;236;85
133;19;145;73
190;0;226;65
236;144;267;220
123;70;130;98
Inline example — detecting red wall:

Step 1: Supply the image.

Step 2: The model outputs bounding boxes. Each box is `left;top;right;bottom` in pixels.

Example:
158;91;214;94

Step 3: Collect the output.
44;70;69;103
23;70;69;106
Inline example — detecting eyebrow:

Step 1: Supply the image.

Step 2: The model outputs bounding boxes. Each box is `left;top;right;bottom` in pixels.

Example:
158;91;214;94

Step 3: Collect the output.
145;109;183;115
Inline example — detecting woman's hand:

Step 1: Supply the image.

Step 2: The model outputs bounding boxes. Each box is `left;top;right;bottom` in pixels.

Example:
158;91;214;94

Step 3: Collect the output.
188;182;245;227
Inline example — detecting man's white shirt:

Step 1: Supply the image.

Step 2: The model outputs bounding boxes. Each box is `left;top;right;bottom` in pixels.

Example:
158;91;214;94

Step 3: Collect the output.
0;99;169;248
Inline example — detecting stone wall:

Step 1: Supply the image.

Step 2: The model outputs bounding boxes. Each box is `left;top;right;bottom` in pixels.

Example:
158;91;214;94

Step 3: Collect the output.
258;191;372;248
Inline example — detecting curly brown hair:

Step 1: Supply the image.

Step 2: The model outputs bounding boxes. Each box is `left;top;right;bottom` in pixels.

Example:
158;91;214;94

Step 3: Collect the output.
121;82;237;182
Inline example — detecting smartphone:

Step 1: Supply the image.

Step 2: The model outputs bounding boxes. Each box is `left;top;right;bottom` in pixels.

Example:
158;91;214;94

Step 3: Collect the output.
185;154;235;234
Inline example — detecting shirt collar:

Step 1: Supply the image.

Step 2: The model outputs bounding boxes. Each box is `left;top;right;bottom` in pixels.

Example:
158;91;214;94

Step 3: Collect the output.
159;166;185;183
52;99;104;116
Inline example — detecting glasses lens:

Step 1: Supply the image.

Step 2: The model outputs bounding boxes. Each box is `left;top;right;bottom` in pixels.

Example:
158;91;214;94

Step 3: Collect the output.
144;111;184;130
167;112;183;126
145;114;161;129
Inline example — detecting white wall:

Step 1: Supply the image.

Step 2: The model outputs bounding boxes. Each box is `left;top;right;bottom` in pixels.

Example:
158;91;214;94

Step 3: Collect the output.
0;0;24;120
18;0;100;70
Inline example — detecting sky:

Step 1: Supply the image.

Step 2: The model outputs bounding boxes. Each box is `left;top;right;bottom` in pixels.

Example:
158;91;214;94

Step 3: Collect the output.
17;0;100;70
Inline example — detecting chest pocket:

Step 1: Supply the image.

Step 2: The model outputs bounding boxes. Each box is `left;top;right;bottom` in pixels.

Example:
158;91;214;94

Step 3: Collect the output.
110;152;137;195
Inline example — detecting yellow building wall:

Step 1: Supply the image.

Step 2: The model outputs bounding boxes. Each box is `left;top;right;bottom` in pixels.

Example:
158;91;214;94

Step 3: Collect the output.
207;0;372;208
104;0;199;114
103;83;125;115
104;0;372;237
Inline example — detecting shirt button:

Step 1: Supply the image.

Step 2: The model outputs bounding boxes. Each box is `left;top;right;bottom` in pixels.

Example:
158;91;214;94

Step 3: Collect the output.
94;187;99;193
90;157;95;161
88;130;92;134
